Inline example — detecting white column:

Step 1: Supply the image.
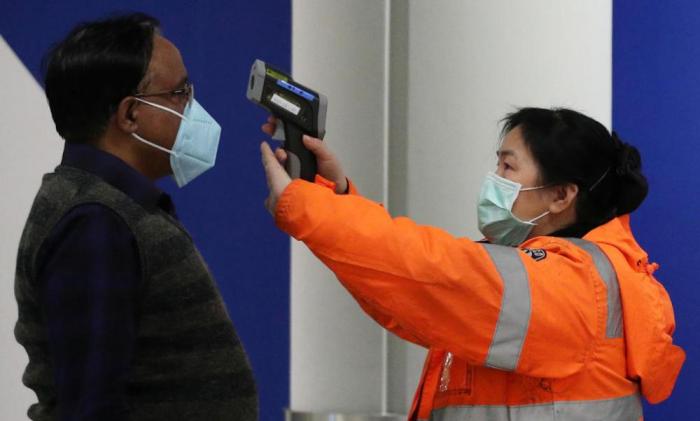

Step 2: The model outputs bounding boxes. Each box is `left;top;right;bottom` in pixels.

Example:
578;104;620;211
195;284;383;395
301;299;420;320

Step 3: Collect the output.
291;0;391;414
0;36;63;421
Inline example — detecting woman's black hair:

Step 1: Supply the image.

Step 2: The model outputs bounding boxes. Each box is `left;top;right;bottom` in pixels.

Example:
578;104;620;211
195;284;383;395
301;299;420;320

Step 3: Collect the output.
43;12;160;144
501;107;648;233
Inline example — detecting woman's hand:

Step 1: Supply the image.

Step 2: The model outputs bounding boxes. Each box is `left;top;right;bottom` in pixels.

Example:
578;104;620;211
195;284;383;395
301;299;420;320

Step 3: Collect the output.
260;142;291;216
262;116;348;194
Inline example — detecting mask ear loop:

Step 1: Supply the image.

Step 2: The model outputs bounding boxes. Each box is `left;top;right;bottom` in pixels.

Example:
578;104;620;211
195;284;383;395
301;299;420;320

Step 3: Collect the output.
526;210;550;224
131;132;175;156
588;168;611;192
129;97;187;156
520;184;547;192
518;182;550;224
132;97;188;120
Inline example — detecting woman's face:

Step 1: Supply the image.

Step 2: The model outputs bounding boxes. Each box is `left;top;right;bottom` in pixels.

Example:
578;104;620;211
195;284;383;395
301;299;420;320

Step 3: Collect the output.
495;126;552;225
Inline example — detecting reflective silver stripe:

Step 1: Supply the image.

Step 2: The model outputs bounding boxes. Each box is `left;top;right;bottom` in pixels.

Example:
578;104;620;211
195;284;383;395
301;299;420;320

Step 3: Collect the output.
285;411;405;421
429;393;642;421
481;244;531;371
566;238;623;338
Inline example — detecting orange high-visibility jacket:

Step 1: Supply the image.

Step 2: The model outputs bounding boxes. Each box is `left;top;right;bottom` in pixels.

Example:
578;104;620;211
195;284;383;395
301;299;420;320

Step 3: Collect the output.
275;178;685;420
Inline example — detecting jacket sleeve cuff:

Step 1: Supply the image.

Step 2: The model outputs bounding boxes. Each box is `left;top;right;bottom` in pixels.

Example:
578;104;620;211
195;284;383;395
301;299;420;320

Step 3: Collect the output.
274;176;359;238
313;174;359;196
314;174;337;191
347;178;359;195
274;179;321;238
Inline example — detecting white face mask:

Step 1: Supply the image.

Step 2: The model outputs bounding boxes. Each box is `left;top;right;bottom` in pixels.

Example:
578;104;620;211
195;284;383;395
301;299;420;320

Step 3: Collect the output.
131;97;221;187
477;172;550;246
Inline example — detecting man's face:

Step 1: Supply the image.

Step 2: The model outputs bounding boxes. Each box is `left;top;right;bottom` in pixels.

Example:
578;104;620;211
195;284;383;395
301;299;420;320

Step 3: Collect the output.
132;35;190;176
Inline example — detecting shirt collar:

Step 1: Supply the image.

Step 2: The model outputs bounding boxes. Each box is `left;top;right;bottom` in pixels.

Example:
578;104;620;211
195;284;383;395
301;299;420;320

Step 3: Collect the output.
60;142;176;215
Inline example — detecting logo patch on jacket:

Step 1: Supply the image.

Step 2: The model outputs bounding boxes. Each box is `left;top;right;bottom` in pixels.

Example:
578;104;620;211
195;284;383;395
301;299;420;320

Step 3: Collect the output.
522;248;547;261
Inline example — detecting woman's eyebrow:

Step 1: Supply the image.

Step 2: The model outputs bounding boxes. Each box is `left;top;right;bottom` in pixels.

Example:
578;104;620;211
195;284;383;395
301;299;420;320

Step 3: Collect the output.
496;149;516;159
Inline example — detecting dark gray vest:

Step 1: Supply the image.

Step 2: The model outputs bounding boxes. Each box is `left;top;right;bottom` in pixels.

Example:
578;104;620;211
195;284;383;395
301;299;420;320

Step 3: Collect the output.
14;166;258;420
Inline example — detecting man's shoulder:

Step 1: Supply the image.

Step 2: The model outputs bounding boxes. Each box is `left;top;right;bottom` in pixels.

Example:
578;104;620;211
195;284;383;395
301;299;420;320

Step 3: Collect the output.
52;202;132;235
26;168;150;254
40;166;147;217
38;202;137;262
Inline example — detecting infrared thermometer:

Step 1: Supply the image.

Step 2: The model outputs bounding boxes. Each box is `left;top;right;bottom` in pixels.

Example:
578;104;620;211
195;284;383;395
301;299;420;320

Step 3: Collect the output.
247;59;328;181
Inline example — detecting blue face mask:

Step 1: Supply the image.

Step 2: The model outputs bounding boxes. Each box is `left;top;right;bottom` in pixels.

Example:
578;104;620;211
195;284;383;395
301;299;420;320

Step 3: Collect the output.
477;172;550;246
131;98;221;187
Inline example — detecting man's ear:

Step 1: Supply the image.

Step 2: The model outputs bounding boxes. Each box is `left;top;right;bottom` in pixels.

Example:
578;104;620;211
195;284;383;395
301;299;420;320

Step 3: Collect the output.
549;183;579;215
116;97;139;133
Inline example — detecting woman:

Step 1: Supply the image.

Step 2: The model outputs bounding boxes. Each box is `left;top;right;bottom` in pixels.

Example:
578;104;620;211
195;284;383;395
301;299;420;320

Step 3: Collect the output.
260;108;684;420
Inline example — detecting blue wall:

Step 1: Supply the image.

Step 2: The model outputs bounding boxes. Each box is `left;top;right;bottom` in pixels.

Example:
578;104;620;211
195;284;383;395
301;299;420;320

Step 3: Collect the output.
1;2;291;420
614;1;699;419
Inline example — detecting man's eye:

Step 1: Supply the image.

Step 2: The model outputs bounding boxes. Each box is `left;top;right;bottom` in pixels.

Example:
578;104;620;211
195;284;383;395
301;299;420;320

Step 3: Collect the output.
170;90;189;102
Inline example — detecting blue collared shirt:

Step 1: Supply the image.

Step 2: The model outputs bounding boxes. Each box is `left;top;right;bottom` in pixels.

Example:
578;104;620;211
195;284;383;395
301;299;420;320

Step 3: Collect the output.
37;143;176;421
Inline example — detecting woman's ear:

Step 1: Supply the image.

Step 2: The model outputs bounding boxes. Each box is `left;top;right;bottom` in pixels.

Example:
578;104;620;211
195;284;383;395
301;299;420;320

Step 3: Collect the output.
116;97;139;133
549;183;579;215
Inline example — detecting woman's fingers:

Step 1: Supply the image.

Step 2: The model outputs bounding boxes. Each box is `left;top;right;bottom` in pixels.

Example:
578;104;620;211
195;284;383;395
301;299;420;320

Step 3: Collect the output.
262;123;348;195
262;116;278;135
300;135;348;193
302;135;331;160
275;147;288;164
261;142;285;181
262;122;276;136
260;142;292;215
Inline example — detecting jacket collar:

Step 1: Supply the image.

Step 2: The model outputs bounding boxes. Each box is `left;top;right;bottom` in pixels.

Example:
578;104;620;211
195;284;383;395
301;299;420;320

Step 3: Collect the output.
584;215;651;272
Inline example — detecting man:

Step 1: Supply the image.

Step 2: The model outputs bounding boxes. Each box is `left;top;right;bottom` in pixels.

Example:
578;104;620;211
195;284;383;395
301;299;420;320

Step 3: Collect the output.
14;13;257;420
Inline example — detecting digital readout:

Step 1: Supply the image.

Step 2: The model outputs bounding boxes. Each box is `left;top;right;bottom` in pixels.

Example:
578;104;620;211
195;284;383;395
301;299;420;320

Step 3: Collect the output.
271;93;301;115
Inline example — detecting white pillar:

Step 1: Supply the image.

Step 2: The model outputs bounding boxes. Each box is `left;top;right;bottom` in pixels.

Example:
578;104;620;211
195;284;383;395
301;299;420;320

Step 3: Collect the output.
0;36;63;421
290;0;392;414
